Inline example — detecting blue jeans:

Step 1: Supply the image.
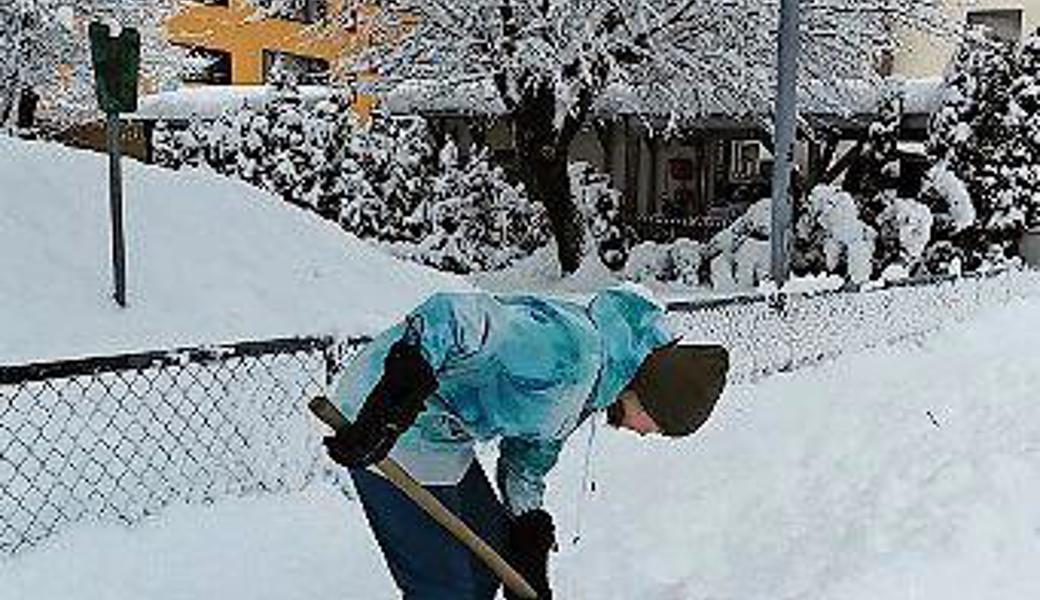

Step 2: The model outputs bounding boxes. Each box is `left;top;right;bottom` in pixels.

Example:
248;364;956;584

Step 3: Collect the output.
350;461;509;599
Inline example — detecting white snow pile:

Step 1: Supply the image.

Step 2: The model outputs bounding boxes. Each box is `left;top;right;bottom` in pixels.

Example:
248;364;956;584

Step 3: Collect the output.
3;289;1039;599
132;85;337;120
0;135;471;363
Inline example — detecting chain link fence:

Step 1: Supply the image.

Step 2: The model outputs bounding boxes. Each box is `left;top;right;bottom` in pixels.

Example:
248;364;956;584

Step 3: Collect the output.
665;267;1040;383
3;268;1040;558
0;335;368;556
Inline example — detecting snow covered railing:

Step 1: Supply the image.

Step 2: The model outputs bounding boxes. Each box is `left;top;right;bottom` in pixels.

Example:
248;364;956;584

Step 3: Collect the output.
665;267;1040;383
0;335;368;556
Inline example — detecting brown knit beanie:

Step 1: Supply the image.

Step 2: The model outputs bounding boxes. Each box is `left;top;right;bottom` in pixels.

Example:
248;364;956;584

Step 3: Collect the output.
627;342;730;437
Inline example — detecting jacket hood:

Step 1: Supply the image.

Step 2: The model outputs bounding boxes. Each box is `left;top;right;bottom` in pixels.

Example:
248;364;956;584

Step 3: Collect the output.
586;288;677;411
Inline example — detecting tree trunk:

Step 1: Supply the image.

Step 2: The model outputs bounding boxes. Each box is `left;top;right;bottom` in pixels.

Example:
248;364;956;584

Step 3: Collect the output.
522;151;584;274
512;83;585;275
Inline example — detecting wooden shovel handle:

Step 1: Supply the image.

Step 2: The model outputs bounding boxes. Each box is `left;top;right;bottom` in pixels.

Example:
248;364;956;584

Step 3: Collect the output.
309;396;538;599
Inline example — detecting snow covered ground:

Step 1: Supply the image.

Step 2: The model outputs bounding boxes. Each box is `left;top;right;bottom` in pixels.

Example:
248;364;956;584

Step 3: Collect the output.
3;291;1038;599
3;136;1039;598
0;136;470;363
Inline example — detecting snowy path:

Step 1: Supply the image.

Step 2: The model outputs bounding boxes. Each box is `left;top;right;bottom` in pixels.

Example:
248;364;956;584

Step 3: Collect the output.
4;294;1038;599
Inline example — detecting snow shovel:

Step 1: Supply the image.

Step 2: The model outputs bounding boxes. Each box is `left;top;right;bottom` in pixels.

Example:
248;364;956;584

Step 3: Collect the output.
308;396;538;600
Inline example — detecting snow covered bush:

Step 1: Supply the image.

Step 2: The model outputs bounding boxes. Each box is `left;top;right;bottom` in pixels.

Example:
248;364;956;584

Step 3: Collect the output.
624;242;672;283
874;191;934;272
154;84;354;215
391;140;549;274
704;197;772;291
794;186;876;285
845;89;904;215
623;238;702;286
337;111;433;242
154;97;548;274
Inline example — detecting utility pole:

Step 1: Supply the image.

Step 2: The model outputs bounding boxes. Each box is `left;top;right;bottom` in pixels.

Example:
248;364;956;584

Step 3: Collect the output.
770;0;799;286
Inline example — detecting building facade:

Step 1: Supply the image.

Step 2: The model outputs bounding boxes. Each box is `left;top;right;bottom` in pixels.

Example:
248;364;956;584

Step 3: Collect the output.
166;0;357;85
893;1;1040;78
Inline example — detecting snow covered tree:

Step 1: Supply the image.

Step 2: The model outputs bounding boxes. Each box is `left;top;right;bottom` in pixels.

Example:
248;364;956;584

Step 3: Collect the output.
924;32;1023;270
569;162;634;271
1006;28;1040;229
340;0;949;275
0;1;183;132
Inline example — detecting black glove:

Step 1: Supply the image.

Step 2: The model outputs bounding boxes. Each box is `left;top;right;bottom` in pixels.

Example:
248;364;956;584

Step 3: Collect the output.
505;509;556;600
323;336;437;468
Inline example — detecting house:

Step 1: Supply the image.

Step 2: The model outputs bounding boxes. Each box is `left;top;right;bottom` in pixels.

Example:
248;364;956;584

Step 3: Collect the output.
150;2;1036;243
382;78;943;243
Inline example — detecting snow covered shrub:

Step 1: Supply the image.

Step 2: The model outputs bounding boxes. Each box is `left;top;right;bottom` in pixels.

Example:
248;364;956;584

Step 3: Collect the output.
670;238;703;286
338;111;433;242
624;241;672;283
397;140;548;274
153;83;354;216
845;89;904;216
622;238;702;286
794;185;876;285
705;198;772;291
155;96;548;274
569;162;635;271
874;191;934;272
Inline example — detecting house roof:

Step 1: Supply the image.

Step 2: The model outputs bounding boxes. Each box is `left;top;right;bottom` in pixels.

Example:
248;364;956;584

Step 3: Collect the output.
376;76;945;128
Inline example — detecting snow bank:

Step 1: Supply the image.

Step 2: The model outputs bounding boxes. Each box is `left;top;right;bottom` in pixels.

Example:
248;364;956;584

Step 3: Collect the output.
0;136;471;363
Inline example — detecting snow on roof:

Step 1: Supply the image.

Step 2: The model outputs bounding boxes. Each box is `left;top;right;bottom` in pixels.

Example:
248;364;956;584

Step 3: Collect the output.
378;77;946;123
902;76;944;115
131;85;345;120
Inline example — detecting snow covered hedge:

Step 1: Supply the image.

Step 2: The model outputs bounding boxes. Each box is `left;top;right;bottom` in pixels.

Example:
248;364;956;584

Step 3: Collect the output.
151;88;546;274
151;86;641;276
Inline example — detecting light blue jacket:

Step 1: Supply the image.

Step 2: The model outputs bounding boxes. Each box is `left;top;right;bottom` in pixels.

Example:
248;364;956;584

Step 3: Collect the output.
334;288;675;513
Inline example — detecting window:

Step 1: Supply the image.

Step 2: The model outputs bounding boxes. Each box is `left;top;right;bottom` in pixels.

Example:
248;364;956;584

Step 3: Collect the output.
730;141;761;182
255;0;327;24
180;46;232;85
967;9;1023;45
262;50;330;85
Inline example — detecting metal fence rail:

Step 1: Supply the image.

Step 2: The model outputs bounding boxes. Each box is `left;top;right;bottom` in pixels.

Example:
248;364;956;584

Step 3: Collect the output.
665;267;1040;383
0;335;367;556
